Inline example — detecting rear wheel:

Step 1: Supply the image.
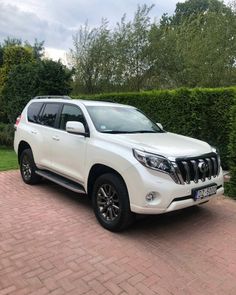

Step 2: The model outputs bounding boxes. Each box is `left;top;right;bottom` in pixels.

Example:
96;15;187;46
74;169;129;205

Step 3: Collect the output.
20;149;41;184
92;173;134;231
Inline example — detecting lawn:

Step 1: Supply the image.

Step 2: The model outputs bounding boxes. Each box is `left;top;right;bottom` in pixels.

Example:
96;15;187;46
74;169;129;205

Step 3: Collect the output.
0;146;18;171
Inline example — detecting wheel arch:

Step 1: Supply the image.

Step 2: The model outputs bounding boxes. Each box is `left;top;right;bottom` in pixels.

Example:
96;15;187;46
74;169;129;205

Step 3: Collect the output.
17;141;32;164
87;164;128;198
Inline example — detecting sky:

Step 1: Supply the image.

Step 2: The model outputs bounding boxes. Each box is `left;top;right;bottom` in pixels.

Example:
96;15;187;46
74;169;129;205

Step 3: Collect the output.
0;0;226;64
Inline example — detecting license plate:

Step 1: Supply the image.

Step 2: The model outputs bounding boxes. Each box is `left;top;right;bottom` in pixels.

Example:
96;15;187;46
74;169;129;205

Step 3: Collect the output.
193;184;217;201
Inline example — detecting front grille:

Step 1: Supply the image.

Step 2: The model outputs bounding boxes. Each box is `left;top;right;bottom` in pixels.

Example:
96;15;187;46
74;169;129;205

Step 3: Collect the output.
175;153;220;184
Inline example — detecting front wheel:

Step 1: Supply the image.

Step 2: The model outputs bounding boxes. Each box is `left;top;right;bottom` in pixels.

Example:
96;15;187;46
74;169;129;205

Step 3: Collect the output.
20;149;41;185
92;173;134;232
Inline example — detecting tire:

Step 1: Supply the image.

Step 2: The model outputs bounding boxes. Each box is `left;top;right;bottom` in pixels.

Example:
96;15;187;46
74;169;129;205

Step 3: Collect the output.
92;173;134;232
20;149;41;185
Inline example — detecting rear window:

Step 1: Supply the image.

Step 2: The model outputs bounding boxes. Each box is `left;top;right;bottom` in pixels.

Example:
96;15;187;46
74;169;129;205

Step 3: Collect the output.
38;103;60;127
27;102;43;123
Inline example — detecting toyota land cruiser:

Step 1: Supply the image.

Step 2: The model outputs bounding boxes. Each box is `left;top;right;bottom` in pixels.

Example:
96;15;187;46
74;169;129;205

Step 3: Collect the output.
14;96;224;231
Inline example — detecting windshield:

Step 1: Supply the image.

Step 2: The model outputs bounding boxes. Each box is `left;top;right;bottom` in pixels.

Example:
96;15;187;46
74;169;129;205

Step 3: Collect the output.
86;106;163;134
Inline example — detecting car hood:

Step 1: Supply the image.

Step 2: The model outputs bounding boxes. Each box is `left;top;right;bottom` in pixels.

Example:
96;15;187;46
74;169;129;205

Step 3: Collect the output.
102;132;213;158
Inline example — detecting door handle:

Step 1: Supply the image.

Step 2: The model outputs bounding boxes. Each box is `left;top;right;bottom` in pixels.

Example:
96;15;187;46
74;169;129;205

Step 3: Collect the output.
52;136;60;141
31;130;38;134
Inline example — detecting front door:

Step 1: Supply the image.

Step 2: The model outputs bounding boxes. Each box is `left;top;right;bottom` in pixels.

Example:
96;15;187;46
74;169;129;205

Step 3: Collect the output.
50;104;88;184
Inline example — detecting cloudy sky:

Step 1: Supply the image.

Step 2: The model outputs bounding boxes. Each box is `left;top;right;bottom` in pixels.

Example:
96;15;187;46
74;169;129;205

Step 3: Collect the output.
0;0;223;63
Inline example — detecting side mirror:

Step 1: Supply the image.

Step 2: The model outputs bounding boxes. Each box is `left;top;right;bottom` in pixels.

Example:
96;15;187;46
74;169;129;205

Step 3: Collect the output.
156;122;163;130
66;121;87;136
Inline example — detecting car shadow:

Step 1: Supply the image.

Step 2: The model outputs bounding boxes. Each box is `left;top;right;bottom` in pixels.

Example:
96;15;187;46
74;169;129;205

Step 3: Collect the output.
39;179;219;238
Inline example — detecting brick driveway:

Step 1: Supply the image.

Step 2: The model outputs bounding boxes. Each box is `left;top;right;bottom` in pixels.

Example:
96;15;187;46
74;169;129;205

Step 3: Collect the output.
0;171;236;295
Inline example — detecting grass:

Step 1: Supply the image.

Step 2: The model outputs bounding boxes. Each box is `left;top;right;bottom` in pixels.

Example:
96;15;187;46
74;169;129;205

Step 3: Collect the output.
0;146;18;171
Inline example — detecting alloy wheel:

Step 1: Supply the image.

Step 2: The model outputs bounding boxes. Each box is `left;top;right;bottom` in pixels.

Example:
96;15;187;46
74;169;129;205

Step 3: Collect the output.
97;184;120;222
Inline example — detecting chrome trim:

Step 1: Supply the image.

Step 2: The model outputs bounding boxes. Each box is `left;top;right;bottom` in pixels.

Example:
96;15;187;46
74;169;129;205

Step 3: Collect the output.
171;162;184;184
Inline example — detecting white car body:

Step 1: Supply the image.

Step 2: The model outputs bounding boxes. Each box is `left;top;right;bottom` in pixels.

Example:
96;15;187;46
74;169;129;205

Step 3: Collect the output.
14;98;224;216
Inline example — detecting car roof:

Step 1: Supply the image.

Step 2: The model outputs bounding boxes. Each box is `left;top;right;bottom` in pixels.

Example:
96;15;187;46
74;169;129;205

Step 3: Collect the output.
30;97;135;108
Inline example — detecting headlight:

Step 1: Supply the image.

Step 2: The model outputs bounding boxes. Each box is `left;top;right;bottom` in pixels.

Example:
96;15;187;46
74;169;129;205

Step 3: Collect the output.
133;149;173;174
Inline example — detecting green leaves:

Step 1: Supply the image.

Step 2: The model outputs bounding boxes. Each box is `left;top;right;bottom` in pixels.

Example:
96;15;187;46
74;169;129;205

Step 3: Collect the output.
228;104;236;197
70;4;154;93
2;60;72;123
70;1;236;92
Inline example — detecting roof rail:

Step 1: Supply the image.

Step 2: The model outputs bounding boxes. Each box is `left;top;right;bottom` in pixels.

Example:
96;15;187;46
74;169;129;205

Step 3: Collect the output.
33;95;71;100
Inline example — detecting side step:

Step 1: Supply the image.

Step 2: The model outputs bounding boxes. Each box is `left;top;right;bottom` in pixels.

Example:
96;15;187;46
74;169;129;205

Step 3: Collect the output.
35;170;86;194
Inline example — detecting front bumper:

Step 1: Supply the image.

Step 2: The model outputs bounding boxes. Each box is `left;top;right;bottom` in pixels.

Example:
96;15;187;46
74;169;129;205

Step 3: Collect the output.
123;163;224;214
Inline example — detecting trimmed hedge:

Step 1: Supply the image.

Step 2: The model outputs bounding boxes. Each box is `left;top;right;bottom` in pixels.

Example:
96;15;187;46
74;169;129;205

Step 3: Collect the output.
74;87;236;169
0;123;14;147
228;105;236;198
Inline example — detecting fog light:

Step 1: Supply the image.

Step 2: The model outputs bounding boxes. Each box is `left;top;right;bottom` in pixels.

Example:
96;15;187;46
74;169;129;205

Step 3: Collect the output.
146;192;156;202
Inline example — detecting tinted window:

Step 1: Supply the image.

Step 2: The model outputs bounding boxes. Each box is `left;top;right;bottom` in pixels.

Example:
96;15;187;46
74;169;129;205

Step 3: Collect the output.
59;104;85;130
39;103;60;127
28;102;43;123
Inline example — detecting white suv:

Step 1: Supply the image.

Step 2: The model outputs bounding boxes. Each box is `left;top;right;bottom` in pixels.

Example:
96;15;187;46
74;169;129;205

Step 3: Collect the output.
14;96;224;231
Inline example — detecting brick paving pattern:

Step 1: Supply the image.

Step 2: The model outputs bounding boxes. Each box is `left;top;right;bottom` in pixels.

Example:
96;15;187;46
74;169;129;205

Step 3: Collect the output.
0;170;236;295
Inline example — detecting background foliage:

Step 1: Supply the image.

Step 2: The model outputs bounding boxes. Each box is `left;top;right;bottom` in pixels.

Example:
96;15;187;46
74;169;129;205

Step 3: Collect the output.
228;105;236;197
69;0;236;94
0;38;72;123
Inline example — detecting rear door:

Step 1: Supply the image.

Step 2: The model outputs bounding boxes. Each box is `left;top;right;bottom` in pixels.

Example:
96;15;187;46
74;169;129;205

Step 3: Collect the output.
35;102;61;168
23;101;44;165
50;103;88;183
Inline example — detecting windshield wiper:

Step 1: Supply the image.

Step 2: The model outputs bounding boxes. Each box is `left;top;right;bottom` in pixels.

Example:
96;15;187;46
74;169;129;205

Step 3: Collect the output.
128;130;158;133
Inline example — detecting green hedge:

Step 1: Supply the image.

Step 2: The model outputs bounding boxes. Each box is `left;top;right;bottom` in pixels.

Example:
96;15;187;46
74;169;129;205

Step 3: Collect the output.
74;87;236;169
0;123;14;147
228;105;236;197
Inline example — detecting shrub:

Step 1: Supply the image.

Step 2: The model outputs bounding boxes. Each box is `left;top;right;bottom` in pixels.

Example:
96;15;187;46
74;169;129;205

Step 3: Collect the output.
228;105;236;198
0;123;14;147
74;87;236;169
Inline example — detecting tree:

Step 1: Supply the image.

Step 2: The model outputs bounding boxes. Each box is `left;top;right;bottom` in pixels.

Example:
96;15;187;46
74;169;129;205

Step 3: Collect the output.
70;20;112;93
170;0;231;25
149;0;236;88
37;59;72;95
112;4;154;91
70;4;154;93
2;60;72;122
3;45;34;72
25;39;45;60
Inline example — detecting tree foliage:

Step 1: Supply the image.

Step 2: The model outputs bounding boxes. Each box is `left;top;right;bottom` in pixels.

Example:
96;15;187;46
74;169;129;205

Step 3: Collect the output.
70;1;236;93
0;39;72;123
228;104;236;197
2;60;72;123
70;4;154;93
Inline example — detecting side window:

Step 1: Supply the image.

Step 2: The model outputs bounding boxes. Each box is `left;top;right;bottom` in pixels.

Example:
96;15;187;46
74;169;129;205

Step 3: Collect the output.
27;102;43;123
59;104;85;130
39;103;60;127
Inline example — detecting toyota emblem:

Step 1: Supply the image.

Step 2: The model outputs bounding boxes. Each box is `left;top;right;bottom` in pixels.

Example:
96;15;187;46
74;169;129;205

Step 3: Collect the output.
198;162;208;173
